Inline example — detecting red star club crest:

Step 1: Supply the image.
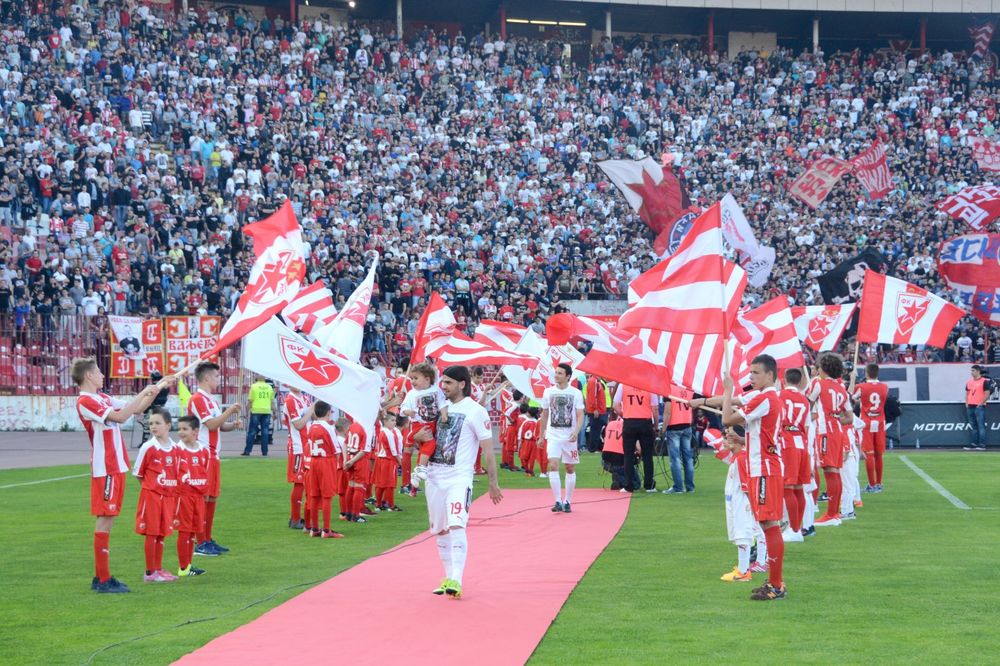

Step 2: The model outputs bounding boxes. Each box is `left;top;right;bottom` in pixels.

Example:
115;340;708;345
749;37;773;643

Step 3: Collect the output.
250;251;305;305
626;169;684;232
895;293;929;337
280;336;342;386
806;309;838;346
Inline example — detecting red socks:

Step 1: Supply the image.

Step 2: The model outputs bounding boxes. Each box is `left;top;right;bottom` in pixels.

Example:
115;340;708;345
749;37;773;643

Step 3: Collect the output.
351;486;364;516
177;532;193;570
144;535;157;573
154;536;164;571
337;492;346;516
792;488;805;532
865;457;877;486
386;487;395;508
291;484;304;522
307;496;320;529
204;500;217;541
783;488;800;533
823;470;843;518
763;525;784;589
321;498;332;530
94;532;111;582
874;452;884;485
401;453;412;487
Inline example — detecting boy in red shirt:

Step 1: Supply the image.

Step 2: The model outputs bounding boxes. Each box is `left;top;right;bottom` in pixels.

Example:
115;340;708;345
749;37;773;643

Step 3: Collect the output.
518;406;541;476
779;368;811;542
132;407;181;583
74;356;170;594
284;387;314;529
852;363;889;491
339;418;373;523
807;353;851;527
174;415;209;577
306;402;345;539
374;412;405;511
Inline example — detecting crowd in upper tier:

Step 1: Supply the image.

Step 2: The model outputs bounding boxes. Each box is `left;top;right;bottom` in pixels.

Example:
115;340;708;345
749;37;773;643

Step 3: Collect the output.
0;0;997;363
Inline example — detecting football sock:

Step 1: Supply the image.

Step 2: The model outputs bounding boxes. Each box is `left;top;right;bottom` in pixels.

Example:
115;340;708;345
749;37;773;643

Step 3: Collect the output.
548;471;561;503
792;488;805;532
565;472;576;504
321;498;332;530
874;452;884;485
840;470;854;515
737;544;751;574
352;487;365;516
178;532;192;570
144;535;157;573
291;484;304;522
824;471;843;518
755;533;768;565
94;532;111;582
764;525;784;588
436;531;453;579
204;500;217;541
783;488;799;532
387;487;395;507
802;491;816;530
864;456;877;486
450;529;468;585
338;492;346;516
155;536;164;571
401;453;412;487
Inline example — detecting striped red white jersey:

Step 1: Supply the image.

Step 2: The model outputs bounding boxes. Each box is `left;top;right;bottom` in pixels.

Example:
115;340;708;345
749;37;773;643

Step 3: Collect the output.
77;392;129;477
378;427;403;459
807;377;849;436
308;420;342;458
188;389;222;459
779;387;810;450
284;392;311;455
737;387;782;478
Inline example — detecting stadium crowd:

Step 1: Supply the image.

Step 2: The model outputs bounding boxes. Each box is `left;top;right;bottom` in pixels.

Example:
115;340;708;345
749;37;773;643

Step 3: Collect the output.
0;0;997;365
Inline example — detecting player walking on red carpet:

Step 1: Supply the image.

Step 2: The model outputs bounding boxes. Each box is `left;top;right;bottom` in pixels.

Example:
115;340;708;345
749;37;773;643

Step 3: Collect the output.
73;356;172;594
413;365;502;599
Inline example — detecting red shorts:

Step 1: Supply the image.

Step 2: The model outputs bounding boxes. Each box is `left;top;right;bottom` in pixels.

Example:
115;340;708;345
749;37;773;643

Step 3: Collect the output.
861;421;886;455
818;432;845;469
287;452;304;484
206;458;221;497
173;493;206;533
411;423;437;458
335;463;348;495
348;457;370;484
303;464;318;498
781;439;811;486
749;475;784;522
311;457;338;499
367;452;377;484
135;488;175;537
373;457;398;488
90;472;126;517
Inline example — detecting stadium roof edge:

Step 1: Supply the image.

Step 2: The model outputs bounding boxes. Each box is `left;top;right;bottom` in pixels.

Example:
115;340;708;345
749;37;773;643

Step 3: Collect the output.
554;0;1000;13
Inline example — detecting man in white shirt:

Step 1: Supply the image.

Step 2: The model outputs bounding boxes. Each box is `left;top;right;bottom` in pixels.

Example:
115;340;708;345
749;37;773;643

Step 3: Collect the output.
539;364;585;513
414;365;502;600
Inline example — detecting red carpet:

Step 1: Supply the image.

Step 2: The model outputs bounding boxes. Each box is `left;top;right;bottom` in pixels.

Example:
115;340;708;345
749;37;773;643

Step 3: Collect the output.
177;488;629;665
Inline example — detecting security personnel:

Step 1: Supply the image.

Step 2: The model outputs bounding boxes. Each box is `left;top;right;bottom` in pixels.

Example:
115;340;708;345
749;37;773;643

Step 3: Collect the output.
243;375;275;456
613;383;660;492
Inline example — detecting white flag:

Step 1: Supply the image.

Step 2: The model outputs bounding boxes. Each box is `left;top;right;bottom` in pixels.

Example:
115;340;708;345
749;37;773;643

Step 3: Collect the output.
313;252;379;363
244;317;382;438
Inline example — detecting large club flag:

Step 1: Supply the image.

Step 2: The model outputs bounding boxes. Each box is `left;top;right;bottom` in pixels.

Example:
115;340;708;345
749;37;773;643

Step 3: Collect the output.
851;141;893;201
209;201;306;356
243;317;382;439
409;293;457;365
282;281;338;336
620;202;747;334
597;157;694;256
936;186;1000;231
503;328;584;400
969;136;1000;172
431;332;540;370
312;253;379;363
473;320;527;351
790;304;857;352
545;313;676;398
857;271;965;347
733;296;805;369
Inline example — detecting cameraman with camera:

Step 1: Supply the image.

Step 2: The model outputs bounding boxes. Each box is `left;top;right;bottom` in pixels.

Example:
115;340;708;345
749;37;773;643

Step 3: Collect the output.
964;365;993;451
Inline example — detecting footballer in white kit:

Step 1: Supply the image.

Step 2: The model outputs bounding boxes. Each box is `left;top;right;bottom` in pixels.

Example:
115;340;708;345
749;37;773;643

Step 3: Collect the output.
415;366;502;600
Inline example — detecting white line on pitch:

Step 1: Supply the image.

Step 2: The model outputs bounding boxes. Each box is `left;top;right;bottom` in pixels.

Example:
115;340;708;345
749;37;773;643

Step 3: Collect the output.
899;456;971;510
0;473;88;489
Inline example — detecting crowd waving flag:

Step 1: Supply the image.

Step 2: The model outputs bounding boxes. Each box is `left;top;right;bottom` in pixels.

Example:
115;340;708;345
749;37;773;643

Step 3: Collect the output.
619;202;747;335
938;233;1000;325
790;304;857;351
409;293;457;365
243;316;382;438
788;155;852;209
969;21;996;57
851;141;893;200
209;201;306;356
313;252;379;363
857;270;965;347
597;157;696;256
282;281;338;336
936;185;1000;231
969;136;1000;172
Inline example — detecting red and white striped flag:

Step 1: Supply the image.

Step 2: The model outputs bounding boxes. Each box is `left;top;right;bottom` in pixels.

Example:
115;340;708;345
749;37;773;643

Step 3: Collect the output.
936;185;1000;231
790;304;857;352
432;332;539;370
619;203;747;334
703;428;735;464
503;328;584;399
733;296;805;369
851;141;893;201
473;319;526;351
313;253;379;363
857;271;965;347
409;293;457;365
969;21;995;57
209;201;306;356
282;281;338;335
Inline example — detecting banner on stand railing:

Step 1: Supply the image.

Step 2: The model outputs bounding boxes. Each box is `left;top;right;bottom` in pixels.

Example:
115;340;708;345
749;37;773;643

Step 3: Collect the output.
165;316;221;375
109;316;164;378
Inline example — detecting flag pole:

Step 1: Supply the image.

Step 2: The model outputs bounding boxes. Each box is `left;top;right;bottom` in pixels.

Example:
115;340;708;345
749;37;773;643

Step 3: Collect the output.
849;340;861;394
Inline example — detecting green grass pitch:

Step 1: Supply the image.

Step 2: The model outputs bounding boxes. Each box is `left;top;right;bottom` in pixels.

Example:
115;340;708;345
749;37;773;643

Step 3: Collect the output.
1;451;996;664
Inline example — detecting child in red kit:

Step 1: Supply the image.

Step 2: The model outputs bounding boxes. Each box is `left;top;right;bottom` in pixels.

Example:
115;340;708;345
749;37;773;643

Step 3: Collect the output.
132;408;180;583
